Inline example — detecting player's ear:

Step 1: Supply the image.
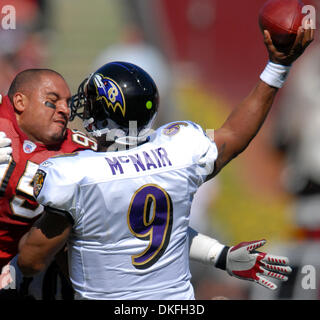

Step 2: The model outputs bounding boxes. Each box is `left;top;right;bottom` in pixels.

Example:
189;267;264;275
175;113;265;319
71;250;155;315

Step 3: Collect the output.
12;92;28;113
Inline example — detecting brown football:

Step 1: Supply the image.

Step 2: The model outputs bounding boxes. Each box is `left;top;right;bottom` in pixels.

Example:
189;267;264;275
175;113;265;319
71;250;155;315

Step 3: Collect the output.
259;0;305;51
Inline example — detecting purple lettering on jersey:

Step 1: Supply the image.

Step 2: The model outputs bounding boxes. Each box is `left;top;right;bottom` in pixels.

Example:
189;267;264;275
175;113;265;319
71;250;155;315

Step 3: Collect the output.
143;151;157;170
150;150;162;168
118;156;130;163
156;148;172;167
105;157;124;175
128;154;146;172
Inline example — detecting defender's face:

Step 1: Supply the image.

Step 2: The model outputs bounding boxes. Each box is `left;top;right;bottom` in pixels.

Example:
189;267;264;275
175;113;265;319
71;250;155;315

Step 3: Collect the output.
19;73;71;145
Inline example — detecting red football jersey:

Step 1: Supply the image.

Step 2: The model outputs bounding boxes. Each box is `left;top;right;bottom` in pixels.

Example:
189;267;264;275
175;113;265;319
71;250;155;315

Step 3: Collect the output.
0;95;97;267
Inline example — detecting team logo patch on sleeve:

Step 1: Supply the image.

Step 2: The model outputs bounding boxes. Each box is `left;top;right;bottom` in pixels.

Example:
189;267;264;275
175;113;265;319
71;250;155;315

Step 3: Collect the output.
163;122;188;136
33;169;47;198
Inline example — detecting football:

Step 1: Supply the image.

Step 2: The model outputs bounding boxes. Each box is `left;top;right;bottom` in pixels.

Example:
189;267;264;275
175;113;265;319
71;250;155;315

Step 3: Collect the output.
259;0;305;51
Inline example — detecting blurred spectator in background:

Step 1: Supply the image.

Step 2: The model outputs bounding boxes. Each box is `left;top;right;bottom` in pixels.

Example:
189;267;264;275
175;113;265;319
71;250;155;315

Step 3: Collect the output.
0;0;50;93
249;42;320;300
92;24;177;127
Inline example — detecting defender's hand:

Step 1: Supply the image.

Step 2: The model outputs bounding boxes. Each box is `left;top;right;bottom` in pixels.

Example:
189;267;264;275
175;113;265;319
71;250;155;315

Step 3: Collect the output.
0;131;12;163
0;259;33;299
0;263;14;290
264;27;314;66
226;240;292;290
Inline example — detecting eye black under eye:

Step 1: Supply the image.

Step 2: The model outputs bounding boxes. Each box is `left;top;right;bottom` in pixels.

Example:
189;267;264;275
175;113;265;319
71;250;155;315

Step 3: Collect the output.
45;101;56;109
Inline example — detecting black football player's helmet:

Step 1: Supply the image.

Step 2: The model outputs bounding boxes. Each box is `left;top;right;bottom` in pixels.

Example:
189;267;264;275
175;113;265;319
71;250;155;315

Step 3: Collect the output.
69;61;159;144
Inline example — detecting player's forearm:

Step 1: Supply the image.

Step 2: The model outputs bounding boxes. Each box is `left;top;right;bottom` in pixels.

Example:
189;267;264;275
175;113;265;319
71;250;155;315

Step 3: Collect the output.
18;213;72;277
17;230;52;276
17;254;46;277
18;242;62;277
213;80;277;173
222;80;277;153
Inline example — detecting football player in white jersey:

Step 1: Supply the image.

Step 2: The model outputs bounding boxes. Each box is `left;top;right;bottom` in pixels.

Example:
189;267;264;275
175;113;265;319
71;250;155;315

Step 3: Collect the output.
0;27;314;299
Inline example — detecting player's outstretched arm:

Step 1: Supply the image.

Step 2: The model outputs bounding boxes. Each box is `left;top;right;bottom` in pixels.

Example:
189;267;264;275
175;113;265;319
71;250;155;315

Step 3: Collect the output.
210;27;314;177
188;228;291;290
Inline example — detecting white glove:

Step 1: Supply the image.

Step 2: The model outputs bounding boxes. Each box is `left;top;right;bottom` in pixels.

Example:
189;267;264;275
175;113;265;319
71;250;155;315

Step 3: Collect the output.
216;239;292;290
0;131;12;163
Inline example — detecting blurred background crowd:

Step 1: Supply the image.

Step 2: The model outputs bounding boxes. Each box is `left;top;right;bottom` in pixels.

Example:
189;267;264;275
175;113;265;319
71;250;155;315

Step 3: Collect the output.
1;0;320;299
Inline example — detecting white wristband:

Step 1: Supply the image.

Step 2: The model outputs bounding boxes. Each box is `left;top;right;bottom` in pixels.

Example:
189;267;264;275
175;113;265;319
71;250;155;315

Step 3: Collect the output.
189;231;225;265
260;61;291;88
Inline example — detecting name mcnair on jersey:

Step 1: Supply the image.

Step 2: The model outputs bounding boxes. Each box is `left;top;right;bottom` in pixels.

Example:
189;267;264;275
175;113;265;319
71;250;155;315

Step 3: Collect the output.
105;147;172;176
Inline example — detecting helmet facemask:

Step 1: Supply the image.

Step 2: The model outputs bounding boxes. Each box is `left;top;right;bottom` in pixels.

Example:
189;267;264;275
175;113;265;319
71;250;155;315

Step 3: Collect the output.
69;77;89;122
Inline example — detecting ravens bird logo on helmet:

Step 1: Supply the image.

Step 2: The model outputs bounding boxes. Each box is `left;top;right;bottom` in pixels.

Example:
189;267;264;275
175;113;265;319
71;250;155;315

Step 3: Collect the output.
93;74;126;118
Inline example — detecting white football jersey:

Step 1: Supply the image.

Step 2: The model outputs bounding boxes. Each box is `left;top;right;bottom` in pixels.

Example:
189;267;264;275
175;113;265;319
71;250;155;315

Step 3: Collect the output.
35;121;218;300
